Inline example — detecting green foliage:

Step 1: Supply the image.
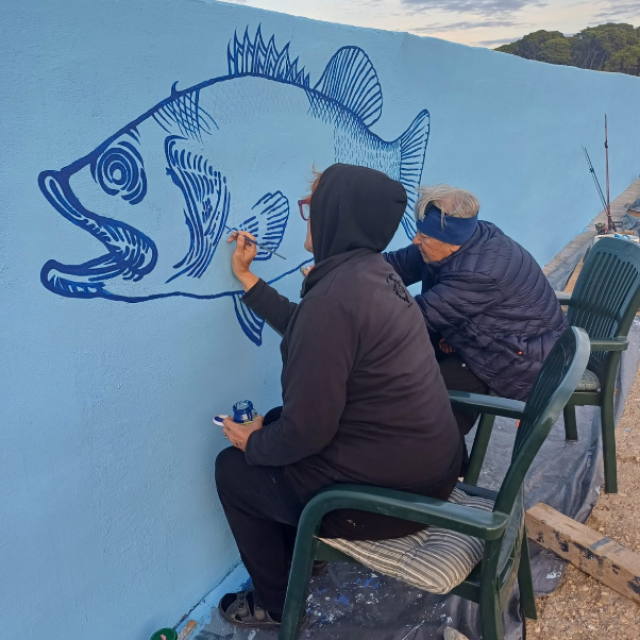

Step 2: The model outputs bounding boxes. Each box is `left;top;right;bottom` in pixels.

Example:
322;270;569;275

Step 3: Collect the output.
496;22;640;76
604;44;640;74
496;42;519;54
519;30;565;60
538;37;572;65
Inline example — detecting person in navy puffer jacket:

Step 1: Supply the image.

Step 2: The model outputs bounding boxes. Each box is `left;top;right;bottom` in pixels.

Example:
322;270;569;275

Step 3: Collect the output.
385;184;568;449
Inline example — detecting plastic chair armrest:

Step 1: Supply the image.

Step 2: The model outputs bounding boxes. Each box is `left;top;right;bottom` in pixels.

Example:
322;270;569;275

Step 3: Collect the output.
555;291;574;304
448;391;526;419
589;337;629;352
303;485;508;540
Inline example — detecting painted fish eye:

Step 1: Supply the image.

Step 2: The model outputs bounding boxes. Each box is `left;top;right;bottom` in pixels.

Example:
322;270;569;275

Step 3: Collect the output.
91;139;147;205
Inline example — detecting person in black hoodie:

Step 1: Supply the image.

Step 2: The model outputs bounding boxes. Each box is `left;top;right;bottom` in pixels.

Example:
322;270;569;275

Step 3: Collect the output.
215;164;461;629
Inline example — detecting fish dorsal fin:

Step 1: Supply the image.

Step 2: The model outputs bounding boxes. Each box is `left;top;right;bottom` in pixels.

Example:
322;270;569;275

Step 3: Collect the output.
227;26;310;87
313;47;383;127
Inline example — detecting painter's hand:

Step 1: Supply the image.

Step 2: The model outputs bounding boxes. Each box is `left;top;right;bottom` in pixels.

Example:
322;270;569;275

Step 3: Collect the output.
228;231;259;292
222;415;264;452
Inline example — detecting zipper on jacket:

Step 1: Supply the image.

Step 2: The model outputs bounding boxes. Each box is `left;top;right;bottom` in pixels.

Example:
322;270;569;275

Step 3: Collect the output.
496;336;523;356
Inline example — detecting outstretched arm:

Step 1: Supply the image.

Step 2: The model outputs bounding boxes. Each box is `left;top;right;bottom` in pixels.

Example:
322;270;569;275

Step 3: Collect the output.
228;231;298;335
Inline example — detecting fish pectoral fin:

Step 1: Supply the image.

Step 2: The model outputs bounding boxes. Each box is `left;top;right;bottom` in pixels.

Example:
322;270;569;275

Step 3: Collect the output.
232;292;265;346
314;47;383;127
238;191;289;262
398;109;431;239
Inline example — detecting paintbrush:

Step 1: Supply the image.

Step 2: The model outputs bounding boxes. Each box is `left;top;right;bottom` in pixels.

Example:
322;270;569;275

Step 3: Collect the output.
226;226;286;260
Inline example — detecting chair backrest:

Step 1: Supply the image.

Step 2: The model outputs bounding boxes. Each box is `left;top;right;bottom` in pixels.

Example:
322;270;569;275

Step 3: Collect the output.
488;327;590;576
567;238;640;376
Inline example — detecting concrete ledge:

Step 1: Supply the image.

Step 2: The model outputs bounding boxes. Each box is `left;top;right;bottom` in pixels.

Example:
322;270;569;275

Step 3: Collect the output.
544;179;640;288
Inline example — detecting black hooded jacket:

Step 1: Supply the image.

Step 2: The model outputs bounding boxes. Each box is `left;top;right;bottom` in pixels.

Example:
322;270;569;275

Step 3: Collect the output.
243;164;460;501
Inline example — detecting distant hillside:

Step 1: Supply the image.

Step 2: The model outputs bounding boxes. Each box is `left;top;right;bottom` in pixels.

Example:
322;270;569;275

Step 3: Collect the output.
496;23;640;76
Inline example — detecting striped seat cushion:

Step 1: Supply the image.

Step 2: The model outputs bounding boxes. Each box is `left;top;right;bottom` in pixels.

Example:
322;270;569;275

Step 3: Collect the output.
575;368;601;392
319;488;494;594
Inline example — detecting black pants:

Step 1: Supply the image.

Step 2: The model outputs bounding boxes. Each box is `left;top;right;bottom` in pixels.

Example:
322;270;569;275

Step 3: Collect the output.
435;351;489;475
436;353;489;436
215;410;461;614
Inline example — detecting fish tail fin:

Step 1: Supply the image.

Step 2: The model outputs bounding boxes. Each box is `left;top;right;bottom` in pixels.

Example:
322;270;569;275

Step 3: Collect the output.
238;191;289;261
232;292;265;346
398;109;430;239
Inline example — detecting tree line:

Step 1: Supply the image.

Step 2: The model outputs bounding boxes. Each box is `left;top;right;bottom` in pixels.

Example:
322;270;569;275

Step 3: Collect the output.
496;23;640;76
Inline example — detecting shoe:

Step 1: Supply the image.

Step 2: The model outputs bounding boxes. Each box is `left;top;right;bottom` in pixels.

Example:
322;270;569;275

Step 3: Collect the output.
219;589;308;630
219;590;281;629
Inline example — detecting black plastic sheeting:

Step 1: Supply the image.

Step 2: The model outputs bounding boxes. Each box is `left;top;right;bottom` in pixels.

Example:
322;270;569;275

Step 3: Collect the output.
195;280;640;640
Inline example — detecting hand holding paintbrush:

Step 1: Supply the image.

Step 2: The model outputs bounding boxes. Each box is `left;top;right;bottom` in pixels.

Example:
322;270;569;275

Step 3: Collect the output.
225;226;286;260
227;229;265;292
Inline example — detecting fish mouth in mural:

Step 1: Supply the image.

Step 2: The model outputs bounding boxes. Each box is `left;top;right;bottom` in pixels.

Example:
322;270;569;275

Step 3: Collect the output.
39;169;158;297
39;26;431;345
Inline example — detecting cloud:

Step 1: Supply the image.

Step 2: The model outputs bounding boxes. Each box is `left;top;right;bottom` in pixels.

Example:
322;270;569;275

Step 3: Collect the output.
401;0;546;18
477;36;521;46
411;18;522;34
593;0;640;23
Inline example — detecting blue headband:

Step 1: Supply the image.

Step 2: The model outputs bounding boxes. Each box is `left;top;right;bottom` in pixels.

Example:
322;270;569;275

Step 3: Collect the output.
416;203;478;245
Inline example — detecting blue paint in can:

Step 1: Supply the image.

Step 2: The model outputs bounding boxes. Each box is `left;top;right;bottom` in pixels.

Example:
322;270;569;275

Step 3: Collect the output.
233;400;256;424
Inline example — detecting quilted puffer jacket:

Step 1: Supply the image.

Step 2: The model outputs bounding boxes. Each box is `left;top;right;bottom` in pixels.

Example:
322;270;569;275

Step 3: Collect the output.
385;221;568;401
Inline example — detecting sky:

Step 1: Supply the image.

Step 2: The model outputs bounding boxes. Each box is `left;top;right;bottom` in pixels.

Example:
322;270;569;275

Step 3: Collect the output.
220;0;640;48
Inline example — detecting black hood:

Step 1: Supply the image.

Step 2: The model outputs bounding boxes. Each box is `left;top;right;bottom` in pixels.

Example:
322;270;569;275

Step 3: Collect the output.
310;164;407;264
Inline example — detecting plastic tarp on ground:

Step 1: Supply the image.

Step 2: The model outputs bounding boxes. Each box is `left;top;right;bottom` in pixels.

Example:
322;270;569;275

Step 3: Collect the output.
193;248;640;640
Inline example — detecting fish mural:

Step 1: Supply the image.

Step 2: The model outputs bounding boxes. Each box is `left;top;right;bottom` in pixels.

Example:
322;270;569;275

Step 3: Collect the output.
39;27;431;345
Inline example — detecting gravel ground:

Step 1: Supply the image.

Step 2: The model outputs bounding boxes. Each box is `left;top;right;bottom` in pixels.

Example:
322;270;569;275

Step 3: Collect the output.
527;368;640;640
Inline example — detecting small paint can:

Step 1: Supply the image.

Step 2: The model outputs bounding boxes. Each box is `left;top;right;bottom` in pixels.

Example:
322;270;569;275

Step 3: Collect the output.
233;400;256;424
149;628;178;640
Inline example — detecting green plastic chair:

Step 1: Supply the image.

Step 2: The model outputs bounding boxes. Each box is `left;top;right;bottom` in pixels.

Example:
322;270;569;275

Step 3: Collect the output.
463;400;499;486
557;237;640;494
463;238;640;492
278;327;589;640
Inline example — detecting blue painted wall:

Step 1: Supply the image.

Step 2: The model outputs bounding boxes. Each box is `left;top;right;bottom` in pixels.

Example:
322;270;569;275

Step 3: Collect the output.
1;1;639;639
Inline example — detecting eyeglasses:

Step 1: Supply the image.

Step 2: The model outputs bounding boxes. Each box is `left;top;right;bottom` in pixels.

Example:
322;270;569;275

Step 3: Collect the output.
298;198;311;221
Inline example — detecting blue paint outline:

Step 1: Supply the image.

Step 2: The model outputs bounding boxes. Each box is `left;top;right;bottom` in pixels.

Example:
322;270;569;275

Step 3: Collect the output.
44;26;429;188
39;25;431;345
164;135;231;282
41;259;313;304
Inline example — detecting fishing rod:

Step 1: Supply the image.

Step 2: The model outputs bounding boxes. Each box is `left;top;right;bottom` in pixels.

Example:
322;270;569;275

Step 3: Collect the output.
583;146;608;211
583;117;615;234
604;114;612;231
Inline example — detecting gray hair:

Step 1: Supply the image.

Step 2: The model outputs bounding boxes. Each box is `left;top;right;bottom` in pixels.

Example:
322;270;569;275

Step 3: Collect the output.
415;185;480;221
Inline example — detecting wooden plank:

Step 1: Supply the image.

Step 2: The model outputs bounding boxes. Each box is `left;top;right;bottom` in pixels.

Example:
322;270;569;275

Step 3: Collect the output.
178;621;197;640
526;502;640;604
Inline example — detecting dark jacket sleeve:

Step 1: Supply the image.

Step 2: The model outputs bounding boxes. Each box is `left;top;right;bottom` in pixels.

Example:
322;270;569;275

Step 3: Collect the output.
242;278;298;337
383;245;424;286
245;296;358;467
415;271;504;335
